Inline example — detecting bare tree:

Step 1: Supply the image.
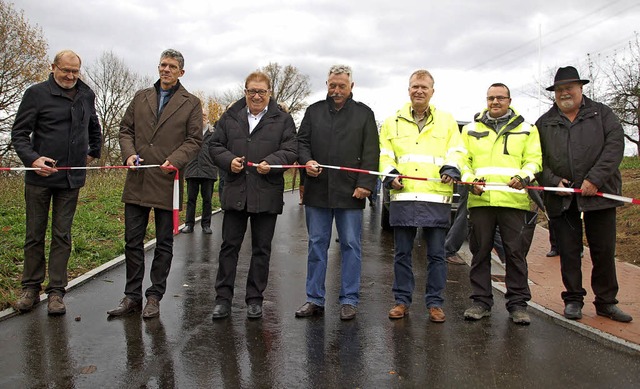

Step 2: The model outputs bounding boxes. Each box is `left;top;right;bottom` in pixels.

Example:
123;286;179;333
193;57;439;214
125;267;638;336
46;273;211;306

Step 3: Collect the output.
603;33;640;157
83;51;152;165
0;0;49;161
260;62;311;116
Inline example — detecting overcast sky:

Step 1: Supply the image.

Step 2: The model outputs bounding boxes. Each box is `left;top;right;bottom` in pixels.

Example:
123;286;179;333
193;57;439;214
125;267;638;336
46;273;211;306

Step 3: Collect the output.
15;0;640;126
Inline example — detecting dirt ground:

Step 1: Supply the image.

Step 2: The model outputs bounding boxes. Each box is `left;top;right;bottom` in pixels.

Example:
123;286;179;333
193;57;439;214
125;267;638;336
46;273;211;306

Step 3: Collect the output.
616;169;640;265
536;169;639;266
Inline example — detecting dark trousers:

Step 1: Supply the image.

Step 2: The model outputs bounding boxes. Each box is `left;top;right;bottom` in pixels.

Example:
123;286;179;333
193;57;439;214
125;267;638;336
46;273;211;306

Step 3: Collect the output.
185;178;215;228
468;207;535;311
548;217;558;251
124;204;174;301
215;210;278;305
552;201;619;307
22;184;80;295
445;186;469;257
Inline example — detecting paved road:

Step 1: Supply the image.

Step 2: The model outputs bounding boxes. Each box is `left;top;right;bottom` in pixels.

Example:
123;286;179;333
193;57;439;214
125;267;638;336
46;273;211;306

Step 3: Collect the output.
1;191;639;388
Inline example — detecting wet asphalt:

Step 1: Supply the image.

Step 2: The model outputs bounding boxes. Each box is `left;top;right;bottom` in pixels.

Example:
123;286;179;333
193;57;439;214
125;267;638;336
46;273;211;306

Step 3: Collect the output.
1;190;639;389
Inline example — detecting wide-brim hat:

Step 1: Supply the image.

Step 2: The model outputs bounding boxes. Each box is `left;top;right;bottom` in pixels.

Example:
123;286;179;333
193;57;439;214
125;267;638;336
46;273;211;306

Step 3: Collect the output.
546;66;590;91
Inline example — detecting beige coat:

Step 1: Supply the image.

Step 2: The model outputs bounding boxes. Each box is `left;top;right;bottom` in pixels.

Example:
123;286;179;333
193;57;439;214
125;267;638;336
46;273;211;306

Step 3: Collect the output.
119;82;203;210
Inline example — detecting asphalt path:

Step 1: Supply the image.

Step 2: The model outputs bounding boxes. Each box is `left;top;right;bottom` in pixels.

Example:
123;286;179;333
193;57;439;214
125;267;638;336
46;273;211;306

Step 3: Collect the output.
1;191;639;388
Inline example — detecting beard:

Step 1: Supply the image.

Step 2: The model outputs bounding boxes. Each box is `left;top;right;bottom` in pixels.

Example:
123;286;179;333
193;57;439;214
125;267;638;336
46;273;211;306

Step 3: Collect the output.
559;98;576;111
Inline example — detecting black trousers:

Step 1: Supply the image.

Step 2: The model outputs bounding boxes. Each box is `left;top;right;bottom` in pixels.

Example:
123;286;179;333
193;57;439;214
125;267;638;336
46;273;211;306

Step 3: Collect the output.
23;184;80;295
468;206;535;311
215;209;278;305
124;204;174;301
185;178;215;228
551;200;619;307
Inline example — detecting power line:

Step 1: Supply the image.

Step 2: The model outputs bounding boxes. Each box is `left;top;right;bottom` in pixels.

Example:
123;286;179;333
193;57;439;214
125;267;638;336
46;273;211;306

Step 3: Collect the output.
466;0;637;70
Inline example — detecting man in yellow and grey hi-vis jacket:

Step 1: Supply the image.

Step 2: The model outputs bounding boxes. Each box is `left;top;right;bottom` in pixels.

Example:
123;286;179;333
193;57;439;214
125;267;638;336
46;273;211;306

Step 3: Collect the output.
379;69;466;323
461;83;542;325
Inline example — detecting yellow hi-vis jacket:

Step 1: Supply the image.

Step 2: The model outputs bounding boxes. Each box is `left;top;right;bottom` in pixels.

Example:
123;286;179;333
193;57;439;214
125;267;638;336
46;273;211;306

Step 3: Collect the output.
379;103;466;203
461;108;542;211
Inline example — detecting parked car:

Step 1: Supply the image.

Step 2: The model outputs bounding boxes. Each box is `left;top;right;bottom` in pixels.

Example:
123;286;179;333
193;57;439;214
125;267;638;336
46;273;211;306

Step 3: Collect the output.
381;121;468;231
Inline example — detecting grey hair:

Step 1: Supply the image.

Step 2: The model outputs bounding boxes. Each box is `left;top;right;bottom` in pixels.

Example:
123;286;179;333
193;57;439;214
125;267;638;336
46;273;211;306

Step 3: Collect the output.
409;69;434;86
328;64;353;83
160;49;185;69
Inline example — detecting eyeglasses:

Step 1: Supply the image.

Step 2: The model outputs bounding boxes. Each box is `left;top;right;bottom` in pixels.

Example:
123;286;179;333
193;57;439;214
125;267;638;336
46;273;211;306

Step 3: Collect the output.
245;89;269;97
486;96;509;102
55;65;80;76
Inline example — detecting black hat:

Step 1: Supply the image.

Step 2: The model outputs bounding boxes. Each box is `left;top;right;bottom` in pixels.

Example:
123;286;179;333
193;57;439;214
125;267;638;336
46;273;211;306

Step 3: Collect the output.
546;66;590;91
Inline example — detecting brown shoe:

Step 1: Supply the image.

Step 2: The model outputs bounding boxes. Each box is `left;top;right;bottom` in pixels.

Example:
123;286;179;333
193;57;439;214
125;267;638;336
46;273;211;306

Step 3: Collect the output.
446;254;466;265
388;304;409;319
295;302;324;317
429;307;446;323
340;304;357;320
15;289;40;312
107;296;142;316
142;296;160;319
47;294;66;316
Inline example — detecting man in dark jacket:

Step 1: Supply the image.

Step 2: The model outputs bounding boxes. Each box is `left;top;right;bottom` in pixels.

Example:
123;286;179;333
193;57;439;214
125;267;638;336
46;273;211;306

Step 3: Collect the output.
536;66;632;323
209;71;297;320
11;50;102;315
181;109;218;234
295;65;379;321
108;49;203;319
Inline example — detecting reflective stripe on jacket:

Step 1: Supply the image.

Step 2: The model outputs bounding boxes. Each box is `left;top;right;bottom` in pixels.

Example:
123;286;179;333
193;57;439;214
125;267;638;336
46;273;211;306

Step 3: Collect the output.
379;103;465;204
461;108;542;211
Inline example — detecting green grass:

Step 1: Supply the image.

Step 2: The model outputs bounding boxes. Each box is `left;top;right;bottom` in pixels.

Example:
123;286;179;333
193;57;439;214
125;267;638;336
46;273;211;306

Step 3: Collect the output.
0;168;300;311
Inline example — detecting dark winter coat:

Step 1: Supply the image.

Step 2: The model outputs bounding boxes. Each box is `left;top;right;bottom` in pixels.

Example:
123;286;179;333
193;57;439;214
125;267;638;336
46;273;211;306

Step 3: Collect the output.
297;95;379;209
11;73;102;188
119;81;203;210
184;126;218;180
535;96;624;217
208;98;297;214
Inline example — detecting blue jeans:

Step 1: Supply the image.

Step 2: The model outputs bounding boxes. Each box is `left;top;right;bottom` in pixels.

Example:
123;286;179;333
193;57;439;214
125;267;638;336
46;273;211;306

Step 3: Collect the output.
304;206;363;306
393;226;448;308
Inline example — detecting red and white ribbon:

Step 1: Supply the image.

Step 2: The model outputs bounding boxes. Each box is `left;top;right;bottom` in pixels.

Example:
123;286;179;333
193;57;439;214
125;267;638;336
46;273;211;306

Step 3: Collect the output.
1;164;183;232
243;161;640;205
171;169;180;235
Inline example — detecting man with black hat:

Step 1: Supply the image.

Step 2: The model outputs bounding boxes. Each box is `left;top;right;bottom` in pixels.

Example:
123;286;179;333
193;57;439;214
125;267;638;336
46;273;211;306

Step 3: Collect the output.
536;66;632;323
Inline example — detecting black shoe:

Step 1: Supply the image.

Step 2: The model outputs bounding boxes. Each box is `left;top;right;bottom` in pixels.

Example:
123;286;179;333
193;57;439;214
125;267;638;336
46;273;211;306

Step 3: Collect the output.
340;304;357;320
202;226;213;234
295;302;324;317
247;303;262;319
181;225;194;234
596;304;633;323
107;297;142;316
546;249;558;257
563;302;582;320
212;302;231;320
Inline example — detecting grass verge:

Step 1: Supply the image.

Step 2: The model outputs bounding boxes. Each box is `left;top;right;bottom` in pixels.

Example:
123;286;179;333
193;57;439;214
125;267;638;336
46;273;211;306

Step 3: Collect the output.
0;168;301;311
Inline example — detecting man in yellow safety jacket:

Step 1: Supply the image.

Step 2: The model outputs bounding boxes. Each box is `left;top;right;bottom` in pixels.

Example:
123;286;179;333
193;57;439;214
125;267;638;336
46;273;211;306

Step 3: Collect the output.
379;69;465;323
461;83;542;325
